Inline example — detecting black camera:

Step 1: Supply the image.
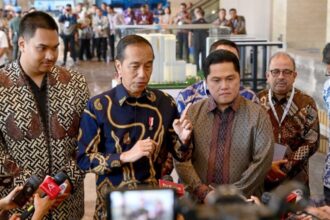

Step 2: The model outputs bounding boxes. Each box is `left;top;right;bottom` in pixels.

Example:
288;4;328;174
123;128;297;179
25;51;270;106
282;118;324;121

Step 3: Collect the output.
11;175;42;207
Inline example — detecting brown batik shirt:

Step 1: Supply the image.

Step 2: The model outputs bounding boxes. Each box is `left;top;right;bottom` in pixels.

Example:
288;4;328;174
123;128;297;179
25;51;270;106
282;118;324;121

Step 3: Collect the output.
258;88;320;191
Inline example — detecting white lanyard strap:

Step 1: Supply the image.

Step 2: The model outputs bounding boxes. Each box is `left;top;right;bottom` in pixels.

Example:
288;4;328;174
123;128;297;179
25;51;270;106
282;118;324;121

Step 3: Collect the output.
268;87;295;127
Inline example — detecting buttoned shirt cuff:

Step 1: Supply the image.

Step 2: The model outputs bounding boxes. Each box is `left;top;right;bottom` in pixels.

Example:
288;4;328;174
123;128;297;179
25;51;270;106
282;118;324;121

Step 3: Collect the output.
193;184;212;203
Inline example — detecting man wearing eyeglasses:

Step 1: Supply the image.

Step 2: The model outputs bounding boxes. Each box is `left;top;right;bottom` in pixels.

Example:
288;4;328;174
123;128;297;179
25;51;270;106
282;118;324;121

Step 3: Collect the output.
258;51;320;193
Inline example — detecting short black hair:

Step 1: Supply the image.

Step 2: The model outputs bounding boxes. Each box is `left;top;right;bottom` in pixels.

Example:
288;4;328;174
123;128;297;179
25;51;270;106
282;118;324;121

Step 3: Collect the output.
19;11;58;39
203;50;240;79
229;8;237;12
180;3;187;7
116;35;154;62
209;39;239;54
195;7;204;16
323;43;330;64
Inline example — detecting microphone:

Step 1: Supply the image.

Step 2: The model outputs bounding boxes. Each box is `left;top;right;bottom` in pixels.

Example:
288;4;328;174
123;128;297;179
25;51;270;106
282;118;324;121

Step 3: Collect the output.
20;171;69;220
159;175;185;197
261;192;272;205
11;175;42;207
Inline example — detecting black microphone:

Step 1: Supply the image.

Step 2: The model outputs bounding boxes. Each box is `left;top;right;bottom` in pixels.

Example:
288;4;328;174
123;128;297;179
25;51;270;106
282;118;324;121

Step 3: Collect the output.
11;175;42;207
20;171;69;220
261;192;272;205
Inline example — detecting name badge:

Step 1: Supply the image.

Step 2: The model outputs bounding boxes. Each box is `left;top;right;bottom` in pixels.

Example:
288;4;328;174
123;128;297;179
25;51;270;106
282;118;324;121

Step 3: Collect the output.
64;21;70;28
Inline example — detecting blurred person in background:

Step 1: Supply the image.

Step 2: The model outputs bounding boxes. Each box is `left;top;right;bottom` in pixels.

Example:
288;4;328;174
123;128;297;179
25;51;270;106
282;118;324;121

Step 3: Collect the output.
8;7;21;60
191;7;208;71
92;7;109;62
0;26;9;66
124;7;136;25
213;8;231;28
229;8;246;35
136;5;153;25
107;5;124;61
78;17;92;61
58;3;78;66
159;6;172;25
174;3;191;62
153;2;164;24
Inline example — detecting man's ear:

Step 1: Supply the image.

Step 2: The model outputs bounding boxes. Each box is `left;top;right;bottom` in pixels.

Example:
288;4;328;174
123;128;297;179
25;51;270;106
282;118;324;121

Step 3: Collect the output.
266;71;270;83
115;60;122;78
18;36;25;53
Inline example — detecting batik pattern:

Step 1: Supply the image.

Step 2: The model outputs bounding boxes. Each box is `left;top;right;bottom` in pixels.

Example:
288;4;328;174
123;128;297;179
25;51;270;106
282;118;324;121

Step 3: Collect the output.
0;61;89;219
77;84;192;220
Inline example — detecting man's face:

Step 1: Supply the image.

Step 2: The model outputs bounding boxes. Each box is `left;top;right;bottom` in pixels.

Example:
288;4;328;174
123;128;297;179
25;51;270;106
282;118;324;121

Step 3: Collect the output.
101;3;107;10
266;55;297;96
107;6;113;13
115;43;154;97
206;62;240;110
180;5;186;13
230;10;237;19
76;4;82;12
65;6;72;14
19;28;59;75
96;8;102;16
219;10;226;19
326;64;330;75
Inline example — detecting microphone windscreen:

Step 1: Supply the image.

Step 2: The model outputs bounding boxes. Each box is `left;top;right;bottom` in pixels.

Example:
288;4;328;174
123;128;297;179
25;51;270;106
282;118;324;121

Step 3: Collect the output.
161;175;174;182
261;192;272;205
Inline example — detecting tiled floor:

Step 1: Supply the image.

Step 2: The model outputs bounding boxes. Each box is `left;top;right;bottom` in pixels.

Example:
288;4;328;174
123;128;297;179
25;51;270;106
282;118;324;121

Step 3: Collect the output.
67;60;114;220
69;59;326;219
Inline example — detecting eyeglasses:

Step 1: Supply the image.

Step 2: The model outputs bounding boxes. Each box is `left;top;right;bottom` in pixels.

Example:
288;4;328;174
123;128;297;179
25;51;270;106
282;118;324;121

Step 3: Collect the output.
269;69;294;77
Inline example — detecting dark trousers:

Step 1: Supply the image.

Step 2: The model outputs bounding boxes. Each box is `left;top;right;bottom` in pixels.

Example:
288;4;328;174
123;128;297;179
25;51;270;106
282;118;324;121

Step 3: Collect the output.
177;32;189;62
61;34;76;64
95;37;107;61
79;38;91;61
193;41;206;71
324;186;330;205
108;34;115;61
12;41;19;60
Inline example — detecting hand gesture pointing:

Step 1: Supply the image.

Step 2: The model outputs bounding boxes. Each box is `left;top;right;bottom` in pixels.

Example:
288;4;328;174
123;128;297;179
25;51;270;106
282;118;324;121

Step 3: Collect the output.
173;104;193;145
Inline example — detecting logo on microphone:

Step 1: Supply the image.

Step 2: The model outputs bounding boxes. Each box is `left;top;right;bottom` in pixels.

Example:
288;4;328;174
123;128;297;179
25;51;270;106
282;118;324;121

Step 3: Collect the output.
47;183;56;192
39;176;61;200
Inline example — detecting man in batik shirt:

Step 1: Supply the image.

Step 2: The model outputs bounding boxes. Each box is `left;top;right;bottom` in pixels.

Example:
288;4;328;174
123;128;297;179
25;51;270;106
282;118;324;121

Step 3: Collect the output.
176;39;258;115
77;35;193;219
174;50;274;203
258;51;319;193
0;12;89;219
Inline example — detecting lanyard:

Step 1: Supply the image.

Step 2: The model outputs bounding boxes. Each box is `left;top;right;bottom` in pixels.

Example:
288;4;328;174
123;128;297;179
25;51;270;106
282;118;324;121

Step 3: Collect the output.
268;87;295;143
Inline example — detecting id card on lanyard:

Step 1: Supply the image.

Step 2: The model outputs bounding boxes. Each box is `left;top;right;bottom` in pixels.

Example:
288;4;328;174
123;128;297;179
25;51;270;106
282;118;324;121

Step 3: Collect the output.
268;87;295;144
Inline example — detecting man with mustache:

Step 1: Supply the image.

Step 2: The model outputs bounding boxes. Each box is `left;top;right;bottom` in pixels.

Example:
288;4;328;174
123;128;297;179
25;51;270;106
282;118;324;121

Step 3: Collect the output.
258;52;319;193
0;11;89;219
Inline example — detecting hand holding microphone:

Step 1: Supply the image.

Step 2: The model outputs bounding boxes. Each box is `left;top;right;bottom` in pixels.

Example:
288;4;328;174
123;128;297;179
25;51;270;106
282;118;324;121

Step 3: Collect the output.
20;171;70;220
159;175;185;197
0;186;23;211
30;193;56;220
